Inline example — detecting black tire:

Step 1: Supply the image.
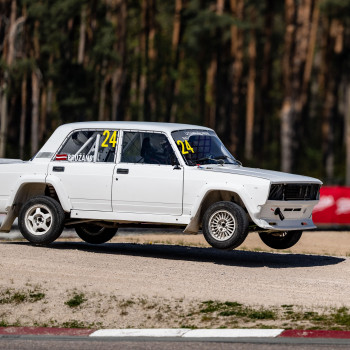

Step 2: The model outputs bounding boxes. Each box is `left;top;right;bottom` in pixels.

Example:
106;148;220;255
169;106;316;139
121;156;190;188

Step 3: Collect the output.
202;201;249;250
258;230;303;250
75;223;117;244
18;196;65;245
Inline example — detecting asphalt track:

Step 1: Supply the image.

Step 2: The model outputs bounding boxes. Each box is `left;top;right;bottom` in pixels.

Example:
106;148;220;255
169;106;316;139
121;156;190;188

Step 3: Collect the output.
1;335;350;350
1;328;350;349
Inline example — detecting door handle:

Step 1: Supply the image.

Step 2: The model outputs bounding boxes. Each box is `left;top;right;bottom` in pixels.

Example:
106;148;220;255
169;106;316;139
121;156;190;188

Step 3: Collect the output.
53;166;65;172
117;168;129;174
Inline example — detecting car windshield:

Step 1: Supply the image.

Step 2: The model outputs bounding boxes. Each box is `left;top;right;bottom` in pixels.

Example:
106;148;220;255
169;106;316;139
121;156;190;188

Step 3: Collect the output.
171;129;240;166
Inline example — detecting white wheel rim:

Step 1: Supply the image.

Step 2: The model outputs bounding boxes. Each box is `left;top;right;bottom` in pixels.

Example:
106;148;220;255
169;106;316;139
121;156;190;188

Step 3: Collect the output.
24;204;53;236
208;210;236;241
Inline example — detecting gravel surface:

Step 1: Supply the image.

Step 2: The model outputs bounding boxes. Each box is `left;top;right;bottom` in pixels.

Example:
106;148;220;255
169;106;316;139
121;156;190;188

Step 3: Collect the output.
0;230;349;328
1;239;348;307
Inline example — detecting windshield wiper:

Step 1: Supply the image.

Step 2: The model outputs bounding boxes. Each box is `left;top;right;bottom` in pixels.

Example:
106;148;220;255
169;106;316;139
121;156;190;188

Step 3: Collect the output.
195;157;221;164
190;155;242;166
214;155;242;165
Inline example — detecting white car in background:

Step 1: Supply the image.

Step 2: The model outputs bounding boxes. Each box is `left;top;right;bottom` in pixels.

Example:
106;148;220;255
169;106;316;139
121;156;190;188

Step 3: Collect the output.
0;122;322;250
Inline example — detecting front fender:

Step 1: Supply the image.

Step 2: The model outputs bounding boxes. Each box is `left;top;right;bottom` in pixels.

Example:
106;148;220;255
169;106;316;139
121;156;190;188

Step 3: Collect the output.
189;184;259;219
185;180;270;233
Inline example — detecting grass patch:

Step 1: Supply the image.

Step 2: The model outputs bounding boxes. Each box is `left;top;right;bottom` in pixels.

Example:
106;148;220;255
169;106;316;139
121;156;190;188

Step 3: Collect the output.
200;300;276;320
65;293;87;308
29;292;45;302
184;301;350;330
61;320;86;328
0;320;8;327
119;299;135;308
0;288;45;304
333;307;350;327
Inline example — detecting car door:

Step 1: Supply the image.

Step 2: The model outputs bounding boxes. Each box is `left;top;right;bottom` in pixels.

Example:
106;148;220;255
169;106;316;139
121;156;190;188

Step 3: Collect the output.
48;129;118;211
112;131;183;215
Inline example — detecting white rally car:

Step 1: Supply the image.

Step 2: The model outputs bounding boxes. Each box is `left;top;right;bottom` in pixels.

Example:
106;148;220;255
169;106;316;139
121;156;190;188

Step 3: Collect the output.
0;122;322;250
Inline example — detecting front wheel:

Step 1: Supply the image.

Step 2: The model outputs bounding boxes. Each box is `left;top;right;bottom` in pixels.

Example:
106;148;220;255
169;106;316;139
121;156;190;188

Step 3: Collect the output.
202;201;249;250
75;223;118;244
258;231;303;250
18;196;65;245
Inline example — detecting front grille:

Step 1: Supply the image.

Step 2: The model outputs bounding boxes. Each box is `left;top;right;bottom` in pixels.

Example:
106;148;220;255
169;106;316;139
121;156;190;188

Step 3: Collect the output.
268;184;320;201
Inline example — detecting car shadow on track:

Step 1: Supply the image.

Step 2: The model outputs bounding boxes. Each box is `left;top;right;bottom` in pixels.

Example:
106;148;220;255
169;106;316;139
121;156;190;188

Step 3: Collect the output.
10;241;344;269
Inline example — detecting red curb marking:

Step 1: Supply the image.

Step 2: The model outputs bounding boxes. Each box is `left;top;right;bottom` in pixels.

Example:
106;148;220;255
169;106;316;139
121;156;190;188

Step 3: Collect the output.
280;330;350;339
0;327;95;336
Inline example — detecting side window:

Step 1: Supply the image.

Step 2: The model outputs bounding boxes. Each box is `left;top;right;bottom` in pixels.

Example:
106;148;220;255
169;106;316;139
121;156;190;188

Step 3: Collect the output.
121;132;176;165
56;130;117;163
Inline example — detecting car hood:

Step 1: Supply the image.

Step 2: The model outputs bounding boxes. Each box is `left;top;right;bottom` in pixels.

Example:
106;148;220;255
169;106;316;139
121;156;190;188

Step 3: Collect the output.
0;158;24;164
202;164;322;184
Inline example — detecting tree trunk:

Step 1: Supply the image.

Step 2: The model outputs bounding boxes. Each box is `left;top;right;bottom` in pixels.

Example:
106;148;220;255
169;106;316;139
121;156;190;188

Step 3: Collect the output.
301;0;319;107
205;0;224;129
78;5;87;64
111;0;127;120
0;0;18;158
98;61;109;121
98;76;108;121
146;0;156;120
245;6;257;161
46;54;54;116
205;59;217;128
0;76;8;158
345;81;350;186
30;17;41;156
229;0;244;154
280;0;296;173
20;74;27;159
31;69;40;156
39;87;47;142
322;18;344;182
280;0;316;173
257;0;274;165
167;0;183;123
138;0;147;121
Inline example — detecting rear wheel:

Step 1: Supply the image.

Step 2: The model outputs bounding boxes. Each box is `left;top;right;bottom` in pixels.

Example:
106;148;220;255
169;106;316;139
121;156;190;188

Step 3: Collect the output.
202;201;249;250
258;231;303;250
18;196;65;245
75;223;117;244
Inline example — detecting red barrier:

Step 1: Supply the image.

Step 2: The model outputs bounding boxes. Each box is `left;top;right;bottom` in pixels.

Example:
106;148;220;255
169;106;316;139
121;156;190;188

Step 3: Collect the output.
313;186;350;225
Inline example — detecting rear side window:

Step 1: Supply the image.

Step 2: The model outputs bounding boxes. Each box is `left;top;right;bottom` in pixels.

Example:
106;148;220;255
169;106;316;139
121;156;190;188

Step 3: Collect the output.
55;130;118;163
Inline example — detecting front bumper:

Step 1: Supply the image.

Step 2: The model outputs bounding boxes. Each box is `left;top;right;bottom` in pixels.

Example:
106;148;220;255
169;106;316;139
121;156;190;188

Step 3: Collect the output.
253;200;318;231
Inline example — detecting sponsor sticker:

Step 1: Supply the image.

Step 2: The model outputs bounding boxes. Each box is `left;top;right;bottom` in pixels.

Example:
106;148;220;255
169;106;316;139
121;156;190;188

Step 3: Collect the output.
55;154;68;161
335;198;350;215
312;195;335;212
68;154;94;162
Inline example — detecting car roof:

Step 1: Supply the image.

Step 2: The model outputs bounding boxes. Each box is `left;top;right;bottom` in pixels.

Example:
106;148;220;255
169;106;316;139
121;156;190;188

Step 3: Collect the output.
37;121;212;155
57;121;211;133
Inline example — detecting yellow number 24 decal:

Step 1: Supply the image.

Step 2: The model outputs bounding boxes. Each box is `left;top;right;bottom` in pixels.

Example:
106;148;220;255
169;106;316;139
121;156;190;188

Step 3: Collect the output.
101;130;118;147
177;140;194;154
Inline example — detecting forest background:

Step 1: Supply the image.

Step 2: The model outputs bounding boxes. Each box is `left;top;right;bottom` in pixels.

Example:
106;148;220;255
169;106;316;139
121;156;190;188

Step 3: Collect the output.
0;0;350;184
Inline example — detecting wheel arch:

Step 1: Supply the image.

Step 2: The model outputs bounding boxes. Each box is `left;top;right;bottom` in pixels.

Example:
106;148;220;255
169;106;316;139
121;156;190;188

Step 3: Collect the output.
1;182;48;232
184;189;250;234
12;182;70;213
